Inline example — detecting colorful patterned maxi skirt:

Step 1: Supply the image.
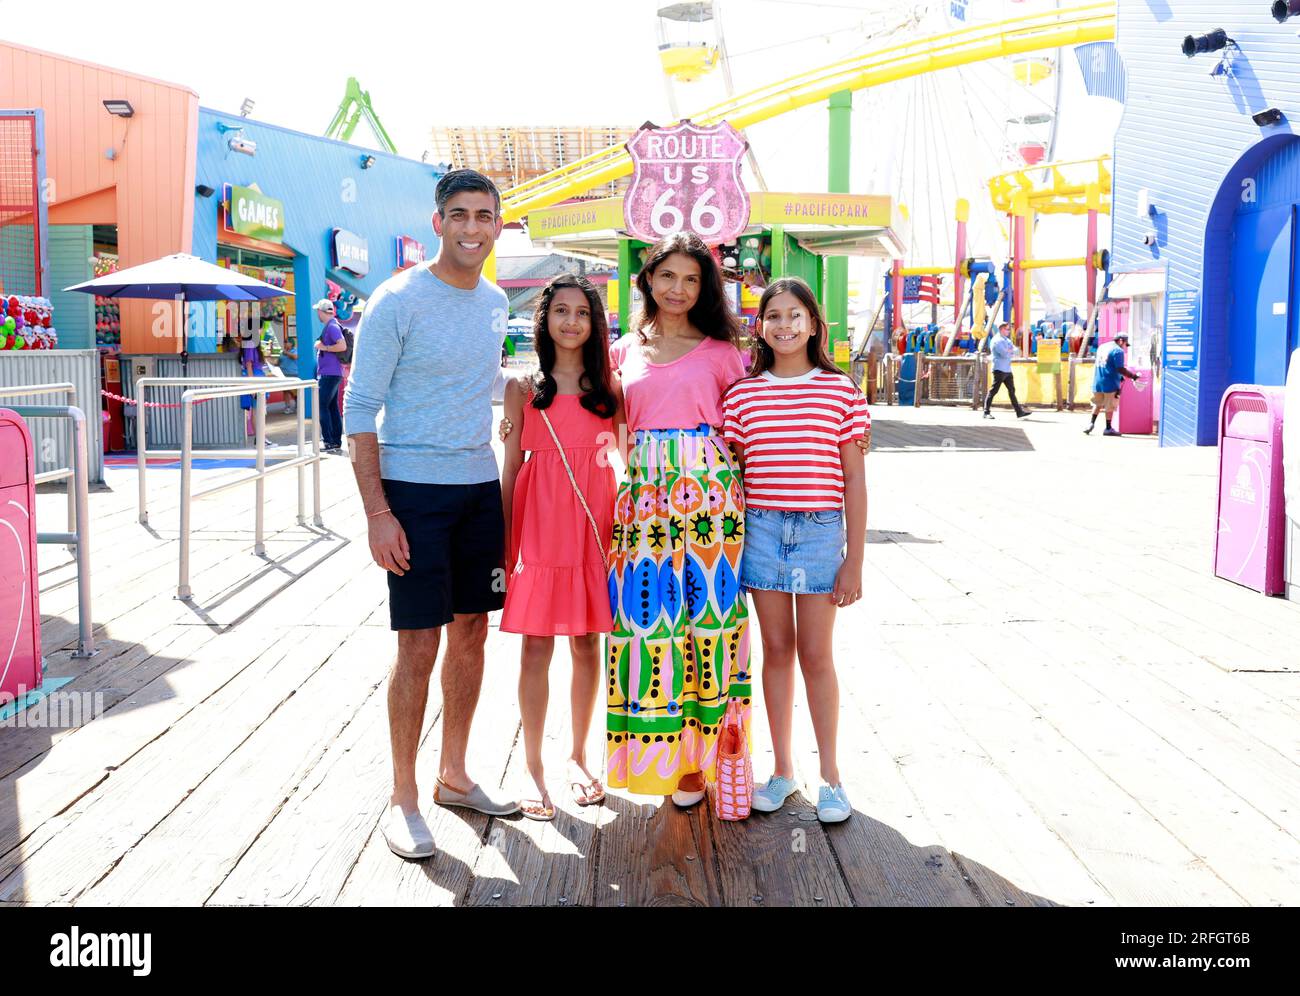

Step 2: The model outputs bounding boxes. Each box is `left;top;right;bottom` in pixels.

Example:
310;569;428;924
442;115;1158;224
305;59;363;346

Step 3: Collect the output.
606;425;752;796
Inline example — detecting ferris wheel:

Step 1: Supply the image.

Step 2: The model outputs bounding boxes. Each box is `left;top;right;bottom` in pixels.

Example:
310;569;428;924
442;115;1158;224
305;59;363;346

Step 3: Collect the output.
889;0;1068;313
653;0;1080;325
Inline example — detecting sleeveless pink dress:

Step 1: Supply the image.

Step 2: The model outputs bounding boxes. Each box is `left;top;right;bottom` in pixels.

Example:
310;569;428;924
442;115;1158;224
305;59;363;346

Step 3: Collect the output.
500;394;616;636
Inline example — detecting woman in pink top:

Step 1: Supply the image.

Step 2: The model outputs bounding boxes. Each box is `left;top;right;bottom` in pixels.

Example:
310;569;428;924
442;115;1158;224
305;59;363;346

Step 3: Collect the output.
605;232;753;805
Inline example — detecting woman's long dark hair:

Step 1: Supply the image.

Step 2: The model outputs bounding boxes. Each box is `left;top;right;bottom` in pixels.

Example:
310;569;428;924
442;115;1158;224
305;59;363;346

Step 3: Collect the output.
530;274;617;418
748;277;850;379
633;232;743;346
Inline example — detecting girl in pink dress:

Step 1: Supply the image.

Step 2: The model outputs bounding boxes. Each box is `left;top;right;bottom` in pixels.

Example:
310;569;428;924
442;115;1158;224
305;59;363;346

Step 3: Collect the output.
500;274;621;821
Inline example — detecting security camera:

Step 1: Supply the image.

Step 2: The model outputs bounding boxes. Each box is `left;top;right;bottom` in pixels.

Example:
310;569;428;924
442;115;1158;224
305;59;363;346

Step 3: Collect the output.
228;136;257;156
1141;232;1159;247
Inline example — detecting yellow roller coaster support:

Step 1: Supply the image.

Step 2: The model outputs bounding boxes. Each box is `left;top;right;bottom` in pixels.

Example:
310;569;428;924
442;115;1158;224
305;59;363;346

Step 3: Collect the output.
988;155;1113;216
501;3;1117;224
1017;257;1101;270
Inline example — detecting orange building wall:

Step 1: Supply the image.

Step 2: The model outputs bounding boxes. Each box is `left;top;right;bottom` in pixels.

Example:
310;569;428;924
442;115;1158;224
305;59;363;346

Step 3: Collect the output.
0;42;199;353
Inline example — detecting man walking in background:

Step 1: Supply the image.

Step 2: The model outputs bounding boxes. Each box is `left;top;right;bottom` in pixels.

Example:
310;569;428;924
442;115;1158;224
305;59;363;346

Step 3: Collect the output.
314;298;346;453
984;322;1030;420
1085;329;1141;436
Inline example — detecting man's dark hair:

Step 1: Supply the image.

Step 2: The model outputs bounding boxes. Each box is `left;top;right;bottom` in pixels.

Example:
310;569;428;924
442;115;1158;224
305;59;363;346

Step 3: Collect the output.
435;168;500;217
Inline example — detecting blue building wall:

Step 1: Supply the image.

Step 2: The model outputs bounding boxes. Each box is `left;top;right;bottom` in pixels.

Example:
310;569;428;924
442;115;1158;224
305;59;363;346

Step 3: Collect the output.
191;108;443;379
1111;1;1300;445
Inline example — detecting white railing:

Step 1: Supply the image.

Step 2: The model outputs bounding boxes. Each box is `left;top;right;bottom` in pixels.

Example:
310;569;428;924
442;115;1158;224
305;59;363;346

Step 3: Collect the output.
1;389;95;659
133;377;323;600
0;381;80;550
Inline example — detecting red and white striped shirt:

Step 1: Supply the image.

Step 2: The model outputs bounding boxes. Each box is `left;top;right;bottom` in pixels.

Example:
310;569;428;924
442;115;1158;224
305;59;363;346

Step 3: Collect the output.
721;368;870;511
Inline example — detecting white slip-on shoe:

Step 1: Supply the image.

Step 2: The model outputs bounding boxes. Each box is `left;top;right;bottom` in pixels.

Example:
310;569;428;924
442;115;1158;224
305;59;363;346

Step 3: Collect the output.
671;787;707;808
434;777;521;816
381;804;435;860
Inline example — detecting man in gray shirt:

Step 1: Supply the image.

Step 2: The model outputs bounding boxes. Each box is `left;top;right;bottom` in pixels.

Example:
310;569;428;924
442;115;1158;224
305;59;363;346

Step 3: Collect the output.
344;169;519;860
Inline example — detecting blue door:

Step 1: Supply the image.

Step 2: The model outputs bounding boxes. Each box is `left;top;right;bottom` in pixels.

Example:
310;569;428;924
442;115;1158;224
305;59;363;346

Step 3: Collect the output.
1292;206;1300;369
1229;204;1294;386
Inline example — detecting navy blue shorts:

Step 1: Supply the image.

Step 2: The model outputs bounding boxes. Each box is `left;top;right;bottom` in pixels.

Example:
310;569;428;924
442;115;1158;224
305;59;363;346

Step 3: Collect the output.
382;479;506;631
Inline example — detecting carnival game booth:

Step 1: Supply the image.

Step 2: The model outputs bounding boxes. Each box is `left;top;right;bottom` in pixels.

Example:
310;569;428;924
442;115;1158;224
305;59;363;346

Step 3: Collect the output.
524;190;908;366
189;108;443;398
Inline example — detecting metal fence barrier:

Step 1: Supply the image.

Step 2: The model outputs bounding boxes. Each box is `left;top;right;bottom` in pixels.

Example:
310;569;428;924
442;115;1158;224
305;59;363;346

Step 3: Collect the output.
878;353;1074;411
916;354;986;409
0;382;81;551
6;400;95;659
133;377;324;600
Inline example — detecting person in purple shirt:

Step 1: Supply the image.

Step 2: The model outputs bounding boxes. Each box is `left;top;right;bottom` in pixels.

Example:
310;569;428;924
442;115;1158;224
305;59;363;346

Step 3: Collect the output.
314;299;346;452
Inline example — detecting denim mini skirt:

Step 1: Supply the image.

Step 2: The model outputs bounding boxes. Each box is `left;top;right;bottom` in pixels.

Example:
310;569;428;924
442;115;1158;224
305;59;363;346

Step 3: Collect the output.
741;508;846;594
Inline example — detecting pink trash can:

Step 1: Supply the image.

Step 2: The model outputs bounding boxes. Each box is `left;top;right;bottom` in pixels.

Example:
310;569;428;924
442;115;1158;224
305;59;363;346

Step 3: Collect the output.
1215;387;1287;595
0;409;42;700
1117;369;1155;435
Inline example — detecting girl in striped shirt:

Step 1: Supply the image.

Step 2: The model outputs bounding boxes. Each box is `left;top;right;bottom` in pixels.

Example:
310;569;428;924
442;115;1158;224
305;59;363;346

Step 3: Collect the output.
721;277;869;823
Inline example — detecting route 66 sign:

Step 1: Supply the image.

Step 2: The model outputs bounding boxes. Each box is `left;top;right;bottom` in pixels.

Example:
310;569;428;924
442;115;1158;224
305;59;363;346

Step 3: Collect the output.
624;120;750;245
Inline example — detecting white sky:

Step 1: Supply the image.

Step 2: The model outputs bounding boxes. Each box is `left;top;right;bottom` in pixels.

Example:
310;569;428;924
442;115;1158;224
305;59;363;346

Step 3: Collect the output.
8;0;1121;319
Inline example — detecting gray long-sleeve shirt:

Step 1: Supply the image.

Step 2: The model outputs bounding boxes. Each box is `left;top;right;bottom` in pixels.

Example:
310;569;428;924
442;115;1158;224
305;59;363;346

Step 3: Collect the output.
343;265;508;484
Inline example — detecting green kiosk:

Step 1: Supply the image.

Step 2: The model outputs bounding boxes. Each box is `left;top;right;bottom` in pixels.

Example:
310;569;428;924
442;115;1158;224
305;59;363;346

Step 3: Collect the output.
525;190;908;367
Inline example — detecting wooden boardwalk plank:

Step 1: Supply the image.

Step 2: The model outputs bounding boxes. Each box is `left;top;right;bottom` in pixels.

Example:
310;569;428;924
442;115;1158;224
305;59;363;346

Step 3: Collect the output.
0;627;353;903
76;625;389;905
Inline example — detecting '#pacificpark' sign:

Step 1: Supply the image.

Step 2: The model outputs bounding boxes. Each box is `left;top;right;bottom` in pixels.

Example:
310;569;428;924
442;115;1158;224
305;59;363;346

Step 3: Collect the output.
332;228;370;277
226;184;285;242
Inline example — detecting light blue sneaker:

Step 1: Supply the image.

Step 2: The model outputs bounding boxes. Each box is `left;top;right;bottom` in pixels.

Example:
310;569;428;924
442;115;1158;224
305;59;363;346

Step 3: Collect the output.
817;784;852;824
752;775;799;813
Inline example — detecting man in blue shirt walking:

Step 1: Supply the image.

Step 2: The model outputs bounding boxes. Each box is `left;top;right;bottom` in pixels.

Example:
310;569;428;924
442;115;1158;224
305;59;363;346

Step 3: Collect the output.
983;323;1030;419
1086;330;1141;436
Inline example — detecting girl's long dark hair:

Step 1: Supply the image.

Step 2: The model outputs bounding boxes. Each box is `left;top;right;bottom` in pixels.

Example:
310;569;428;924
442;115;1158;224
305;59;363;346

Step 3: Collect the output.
633;232;743;346
530;274;617;418
748;277;850;379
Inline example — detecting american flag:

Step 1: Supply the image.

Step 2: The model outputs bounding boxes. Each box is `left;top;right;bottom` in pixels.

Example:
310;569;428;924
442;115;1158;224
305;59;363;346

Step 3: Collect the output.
902;274;941;305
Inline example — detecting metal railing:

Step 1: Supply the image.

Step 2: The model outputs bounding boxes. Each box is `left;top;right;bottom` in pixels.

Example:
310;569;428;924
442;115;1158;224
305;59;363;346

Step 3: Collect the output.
879;353;1074;411
916;355;986;409
3;398;95;659
134;377;323;600
0;382;81;550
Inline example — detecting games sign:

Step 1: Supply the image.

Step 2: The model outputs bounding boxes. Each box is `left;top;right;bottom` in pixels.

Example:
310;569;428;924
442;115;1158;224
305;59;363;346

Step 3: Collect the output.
624;120;750;244
395;235;426;269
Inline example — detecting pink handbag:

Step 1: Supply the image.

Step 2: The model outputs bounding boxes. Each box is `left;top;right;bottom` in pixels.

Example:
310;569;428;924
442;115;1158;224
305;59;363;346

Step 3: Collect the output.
713;699;753;821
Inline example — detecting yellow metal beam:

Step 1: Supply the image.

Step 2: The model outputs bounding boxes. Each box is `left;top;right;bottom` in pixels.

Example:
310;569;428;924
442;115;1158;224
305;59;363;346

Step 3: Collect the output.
989;155;1113;216
1018;257;1091;270
501;3;1117;223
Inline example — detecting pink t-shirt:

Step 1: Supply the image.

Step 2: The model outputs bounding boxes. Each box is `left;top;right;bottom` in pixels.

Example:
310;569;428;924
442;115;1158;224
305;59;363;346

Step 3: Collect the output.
609;334;749;431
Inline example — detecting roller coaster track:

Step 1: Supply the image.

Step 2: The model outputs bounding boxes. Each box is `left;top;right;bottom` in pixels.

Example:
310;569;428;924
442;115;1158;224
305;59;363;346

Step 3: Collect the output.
501;2;1116;224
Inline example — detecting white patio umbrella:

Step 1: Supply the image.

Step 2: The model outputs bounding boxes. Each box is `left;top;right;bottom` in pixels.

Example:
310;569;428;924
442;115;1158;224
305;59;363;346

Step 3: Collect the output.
65;252;291;372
